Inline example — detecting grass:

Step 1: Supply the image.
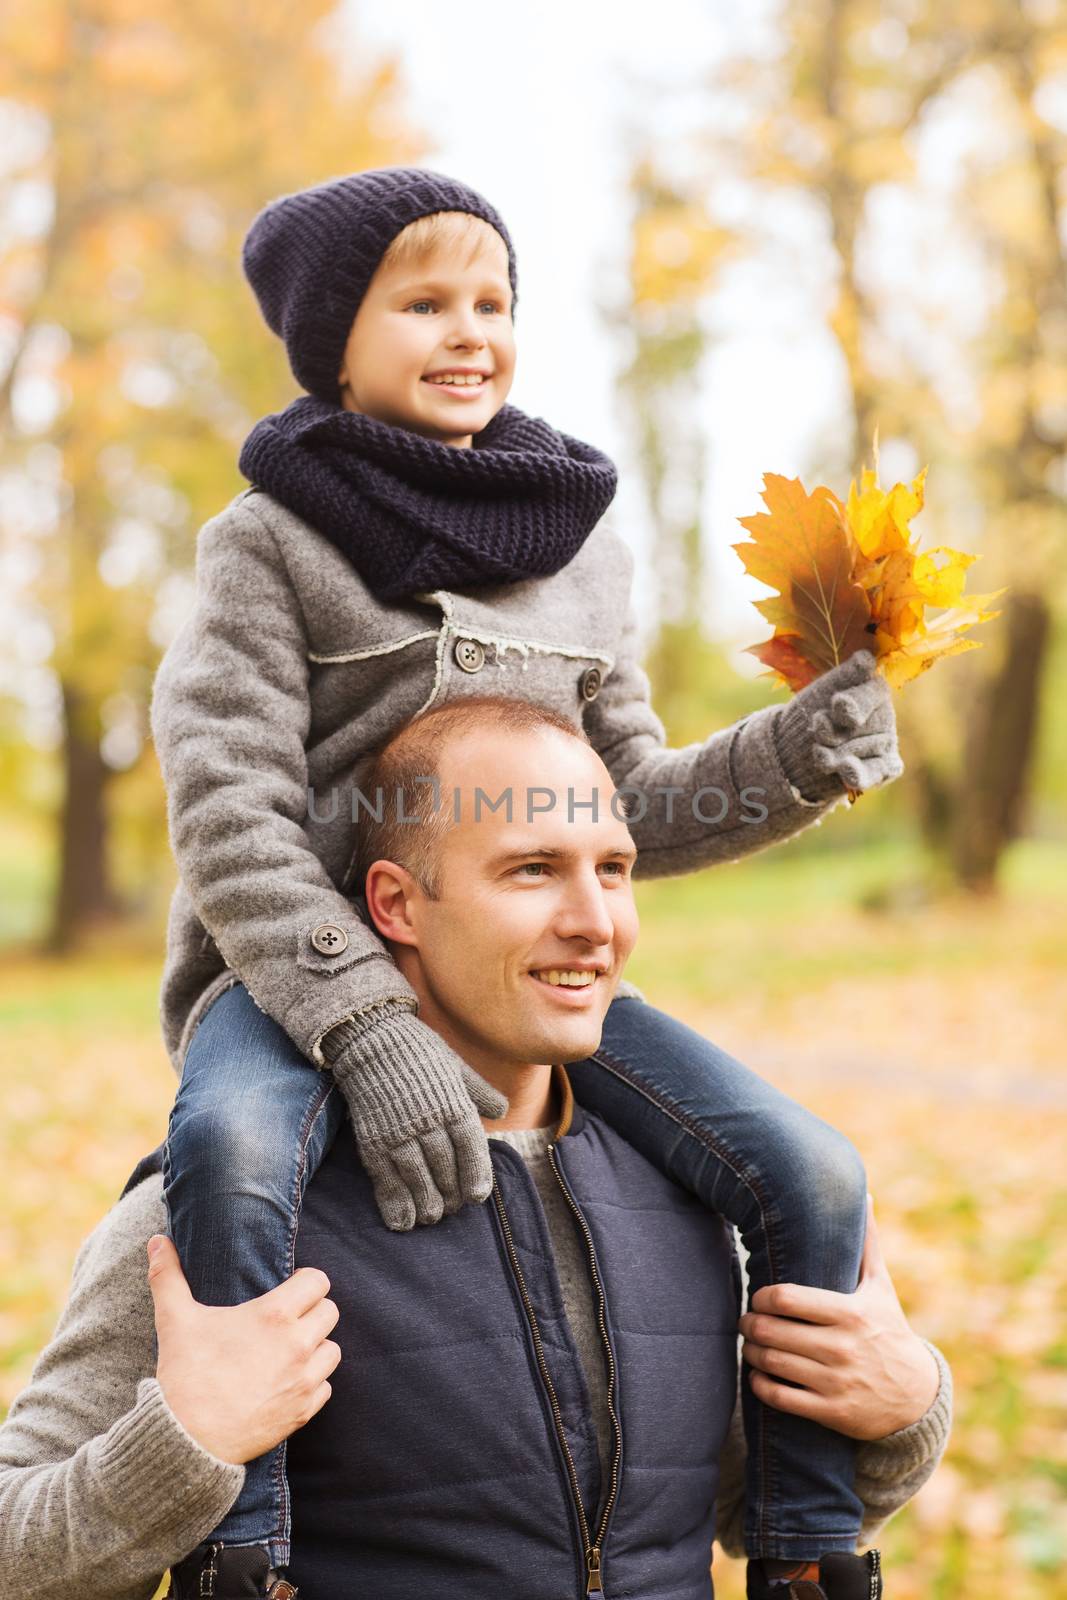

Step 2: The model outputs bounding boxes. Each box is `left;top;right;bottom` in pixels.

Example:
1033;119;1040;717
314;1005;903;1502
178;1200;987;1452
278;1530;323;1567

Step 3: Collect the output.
1;834;1065;1597
628;833;1067;1010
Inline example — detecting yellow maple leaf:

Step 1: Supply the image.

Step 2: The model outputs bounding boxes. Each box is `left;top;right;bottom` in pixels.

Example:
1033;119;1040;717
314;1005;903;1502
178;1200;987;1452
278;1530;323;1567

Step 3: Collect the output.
846;467;926;560
879;597;1001;687
735;461;1002;694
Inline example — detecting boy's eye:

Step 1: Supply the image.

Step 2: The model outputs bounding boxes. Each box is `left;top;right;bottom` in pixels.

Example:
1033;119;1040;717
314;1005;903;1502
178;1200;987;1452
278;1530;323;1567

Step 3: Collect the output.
406;300;501;314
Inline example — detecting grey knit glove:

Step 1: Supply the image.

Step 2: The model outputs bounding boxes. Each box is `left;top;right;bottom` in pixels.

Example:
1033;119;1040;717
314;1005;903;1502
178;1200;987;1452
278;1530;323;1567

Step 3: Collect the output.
773;649;904;803
320;1006;508;1232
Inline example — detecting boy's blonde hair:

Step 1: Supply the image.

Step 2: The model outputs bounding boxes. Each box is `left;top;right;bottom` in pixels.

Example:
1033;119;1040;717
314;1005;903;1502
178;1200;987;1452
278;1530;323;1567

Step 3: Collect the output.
380;210;508;284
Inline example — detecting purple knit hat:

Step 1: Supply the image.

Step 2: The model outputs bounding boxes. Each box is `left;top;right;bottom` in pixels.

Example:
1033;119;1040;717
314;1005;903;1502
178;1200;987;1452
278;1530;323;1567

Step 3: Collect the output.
241;167;519;401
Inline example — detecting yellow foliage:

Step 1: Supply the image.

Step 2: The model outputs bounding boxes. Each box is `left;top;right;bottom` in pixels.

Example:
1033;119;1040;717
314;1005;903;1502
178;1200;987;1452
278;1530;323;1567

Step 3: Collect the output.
846;467;1003;688
0;0;429;786
631;202;729;309
735;463;1002;692
847;130;915;186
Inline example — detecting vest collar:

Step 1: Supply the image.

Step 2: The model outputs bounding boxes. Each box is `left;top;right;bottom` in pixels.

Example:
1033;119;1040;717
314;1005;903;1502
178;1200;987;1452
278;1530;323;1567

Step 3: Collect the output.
553;1063;576;1138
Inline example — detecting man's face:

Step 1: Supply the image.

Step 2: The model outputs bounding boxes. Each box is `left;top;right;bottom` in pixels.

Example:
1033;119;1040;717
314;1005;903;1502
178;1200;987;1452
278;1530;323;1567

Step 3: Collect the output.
373;729;640;1076
336;221;516;449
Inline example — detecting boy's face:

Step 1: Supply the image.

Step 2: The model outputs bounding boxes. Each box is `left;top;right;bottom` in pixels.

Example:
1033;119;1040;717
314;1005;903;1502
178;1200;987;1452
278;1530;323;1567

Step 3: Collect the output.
336;222;516;449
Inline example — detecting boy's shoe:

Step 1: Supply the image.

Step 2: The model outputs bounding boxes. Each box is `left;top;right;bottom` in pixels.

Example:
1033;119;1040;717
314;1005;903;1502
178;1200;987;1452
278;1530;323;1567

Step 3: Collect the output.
747;1550;883;1600
165;1542;298;1598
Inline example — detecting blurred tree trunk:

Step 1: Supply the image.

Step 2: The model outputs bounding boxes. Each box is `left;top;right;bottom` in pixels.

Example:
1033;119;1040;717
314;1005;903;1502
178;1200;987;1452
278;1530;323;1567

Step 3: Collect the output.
940;22;1065;890
950;592;1050;891
734;0;972;479
50;682;118;950
612;158;731;738
815;0;880;473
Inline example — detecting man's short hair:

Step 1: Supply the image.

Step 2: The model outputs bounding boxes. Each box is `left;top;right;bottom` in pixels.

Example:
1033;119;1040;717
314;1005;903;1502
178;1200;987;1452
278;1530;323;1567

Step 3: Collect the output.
352;695;588;899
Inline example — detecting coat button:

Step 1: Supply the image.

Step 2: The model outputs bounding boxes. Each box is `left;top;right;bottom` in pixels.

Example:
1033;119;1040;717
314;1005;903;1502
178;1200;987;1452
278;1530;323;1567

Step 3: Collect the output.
454;637;486;673
310;923;349;955
579;666;602;702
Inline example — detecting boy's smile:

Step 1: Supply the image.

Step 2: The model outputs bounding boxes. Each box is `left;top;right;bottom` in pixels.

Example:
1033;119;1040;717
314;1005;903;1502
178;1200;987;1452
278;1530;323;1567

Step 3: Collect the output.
336;214;516;449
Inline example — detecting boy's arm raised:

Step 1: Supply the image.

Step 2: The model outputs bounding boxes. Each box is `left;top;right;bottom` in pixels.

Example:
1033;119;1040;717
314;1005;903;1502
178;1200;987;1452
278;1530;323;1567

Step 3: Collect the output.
151;498;504;1230
583;608;902;877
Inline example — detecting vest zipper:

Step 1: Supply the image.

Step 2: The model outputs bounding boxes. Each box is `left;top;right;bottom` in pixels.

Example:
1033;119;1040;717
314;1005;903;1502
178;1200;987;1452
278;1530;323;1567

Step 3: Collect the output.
548;1145;623;1592
867;1548;882;1598
491;1176;603;1596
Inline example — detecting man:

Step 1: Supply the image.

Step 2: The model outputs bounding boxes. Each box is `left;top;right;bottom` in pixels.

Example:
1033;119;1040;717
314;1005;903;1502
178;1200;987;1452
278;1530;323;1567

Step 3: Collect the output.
0;697;950;1600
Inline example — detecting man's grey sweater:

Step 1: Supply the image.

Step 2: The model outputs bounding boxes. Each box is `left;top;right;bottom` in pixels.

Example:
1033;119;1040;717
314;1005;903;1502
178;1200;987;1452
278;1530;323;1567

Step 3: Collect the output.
0;1168;951;1600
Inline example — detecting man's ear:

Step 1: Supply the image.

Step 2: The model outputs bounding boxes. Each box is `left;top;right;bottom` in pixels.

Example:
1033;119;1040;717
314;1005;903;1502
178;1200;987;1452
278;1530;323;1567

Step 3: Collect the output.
364;859;420;948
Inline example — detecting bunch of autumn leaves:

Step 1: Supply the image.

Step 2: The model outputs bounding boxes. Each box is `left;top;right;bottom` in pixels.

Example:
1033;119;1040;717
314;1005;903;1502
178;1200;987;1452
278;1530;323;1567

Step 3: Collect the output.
734;468;1001;693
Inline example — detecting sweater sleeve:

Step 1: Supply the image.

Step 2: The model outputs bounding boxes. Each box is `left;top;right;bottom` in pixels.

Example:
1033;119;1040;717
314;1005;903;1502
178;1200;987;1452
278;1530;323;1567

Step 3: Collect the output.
150;497;419;1062
713;1340;954;1560
0;1178;244;1600
582;607;847;878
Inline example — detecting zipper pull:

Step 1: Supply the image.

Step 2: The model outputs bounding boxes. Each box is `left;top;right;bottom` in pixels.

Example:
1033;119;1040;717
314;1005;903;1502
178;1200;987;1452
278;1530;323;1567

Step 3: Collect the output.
586;1546;603;1592
198;1542;222;1597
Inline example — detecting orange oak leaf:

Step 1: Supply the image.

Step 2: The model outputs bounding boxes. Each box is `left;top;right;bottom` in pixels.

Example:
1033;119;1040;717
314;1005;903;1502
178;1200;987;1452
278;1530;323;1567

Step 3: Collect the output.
733;474;874;692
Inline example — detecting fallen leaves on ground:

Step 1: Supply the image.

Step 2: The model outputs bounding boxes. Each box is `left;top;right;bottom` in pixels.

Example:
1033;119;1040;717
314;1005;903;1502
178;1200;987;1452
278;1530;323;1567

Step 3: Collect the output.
1;899;1064;1600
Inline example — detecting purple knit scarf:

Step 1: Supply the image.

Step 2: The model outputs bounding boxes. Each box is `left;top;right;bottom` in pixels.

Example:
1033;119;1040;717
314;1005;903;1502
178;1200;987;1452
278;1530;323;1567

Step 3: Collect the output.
238;396;618;602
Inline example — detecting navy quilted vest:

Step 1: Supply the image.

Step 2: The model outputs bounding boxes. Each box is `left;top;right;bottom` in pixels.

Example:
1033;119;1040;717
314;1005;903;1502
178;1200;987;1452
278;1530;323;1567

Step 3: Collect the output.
285;1078;739;1598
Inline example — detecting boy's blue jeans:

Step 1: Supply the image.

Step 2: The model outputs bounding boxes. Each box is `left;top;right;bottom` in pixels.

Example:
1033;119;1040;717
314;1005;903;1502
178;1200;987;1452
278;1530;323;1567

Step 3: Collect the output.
163;982;866;1567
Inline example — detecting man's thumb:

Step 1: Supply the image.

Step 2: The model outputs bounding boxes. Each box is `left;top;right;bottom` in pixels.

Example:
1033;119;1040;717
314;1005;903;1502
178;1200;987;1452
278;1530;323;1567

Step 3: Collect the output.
146;1235;192;1319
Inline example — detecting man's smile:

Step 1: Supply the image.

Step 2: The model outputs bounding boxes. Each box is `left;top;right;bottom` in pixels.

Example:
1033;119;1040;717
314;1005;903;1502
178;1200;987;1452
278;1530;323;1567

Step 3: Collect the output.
527;967;605;1004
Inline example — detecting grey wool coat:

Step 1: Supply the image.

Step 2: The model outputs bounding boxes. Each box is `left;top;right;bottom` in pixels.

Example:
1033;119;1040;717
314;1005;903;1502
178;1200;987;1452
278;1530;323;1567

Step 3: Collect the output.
150;486;842;1072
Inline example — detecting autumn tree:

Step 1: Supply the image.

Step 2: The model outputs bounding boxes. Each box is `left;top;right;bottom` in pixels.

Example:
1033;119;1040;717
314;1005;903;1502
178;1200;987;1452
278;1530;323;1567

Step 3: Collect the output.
703;0;1066;888
609;151;734;741
0;0;424;948
944;11;1067;888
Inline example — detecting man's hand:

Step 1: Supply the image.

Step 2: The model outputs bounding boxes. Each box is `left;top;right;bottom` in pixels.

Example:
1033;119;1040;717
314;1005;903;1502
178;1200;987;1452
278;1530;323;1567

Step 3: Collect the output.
738;1197;939;1441
147;1234;342;1466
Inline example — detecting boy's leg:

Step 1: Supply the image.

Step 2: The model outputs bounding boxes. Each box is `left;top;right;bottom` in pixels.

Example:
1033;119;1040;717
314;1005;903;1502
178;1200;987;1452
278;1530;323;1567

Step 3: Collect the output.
566;995;867;1563
163;981;344;1569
